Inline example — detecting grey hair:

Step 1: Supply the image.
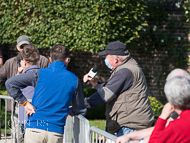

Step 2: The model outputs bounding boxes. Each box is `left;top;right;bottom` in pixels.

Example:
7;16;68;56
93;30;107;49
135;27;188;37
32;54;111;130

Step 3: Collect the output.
112;50;130;61
166;68;190;81
164;76;190;110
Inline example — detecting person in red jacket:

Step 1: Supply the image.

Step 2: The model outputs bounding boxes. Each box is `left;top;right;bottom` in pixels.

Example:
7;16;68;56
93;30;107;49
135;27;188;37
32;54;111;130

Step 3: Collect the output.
149;76;190;143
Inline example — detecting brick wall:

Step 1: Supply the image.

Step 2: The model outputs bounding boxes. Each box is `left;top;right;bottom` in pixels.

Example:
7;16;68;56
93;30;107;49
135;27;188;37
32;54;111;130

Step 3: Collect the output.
0;5;189;100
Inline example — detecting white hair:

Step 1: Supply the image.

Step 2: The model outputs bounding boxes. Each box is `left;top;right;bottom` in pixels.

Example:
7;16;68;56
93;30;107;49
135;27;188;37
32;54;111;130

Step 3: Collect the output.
112;50;130;61
166;68;190;81
164;76;190;110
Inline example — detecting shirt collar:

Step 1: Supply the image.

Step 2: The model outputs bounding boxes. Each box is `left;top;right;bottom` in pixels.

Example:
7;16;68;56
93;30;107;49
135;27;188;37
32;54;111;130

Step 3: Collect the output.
49;61;67;69
111;56;131;73
24;65;40;73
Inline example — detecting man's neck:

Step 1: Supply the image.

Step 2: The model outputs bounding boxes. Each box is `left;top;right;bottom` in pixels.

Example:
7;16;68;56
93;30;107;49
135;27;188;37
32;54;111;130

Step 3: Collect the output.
26;63;33;68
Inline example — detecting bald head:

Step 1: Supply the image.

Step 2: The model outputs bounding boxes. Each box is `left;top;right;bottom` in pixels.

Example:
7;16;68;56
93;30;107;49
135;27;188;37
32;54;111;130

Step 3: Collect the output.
166;68;190;81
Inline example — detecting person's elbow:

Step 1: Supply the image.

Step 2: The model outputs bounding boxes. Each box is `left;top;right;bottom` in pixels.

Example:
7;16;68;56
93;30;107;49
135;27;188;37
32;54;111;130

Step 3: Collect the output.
73;106;87;116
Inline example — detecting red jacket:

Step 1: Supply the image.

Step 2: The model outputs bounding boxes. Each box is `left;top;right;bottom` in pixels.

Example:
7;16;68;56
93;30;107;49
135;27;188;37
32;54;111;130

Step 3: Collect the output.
149;110;190;143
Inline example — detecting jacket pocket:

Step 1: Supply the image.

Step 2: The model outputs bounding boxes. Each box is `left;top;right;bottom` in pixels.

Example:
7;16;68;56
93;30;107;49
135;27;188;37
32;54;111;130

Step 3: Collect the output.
105;102;123;134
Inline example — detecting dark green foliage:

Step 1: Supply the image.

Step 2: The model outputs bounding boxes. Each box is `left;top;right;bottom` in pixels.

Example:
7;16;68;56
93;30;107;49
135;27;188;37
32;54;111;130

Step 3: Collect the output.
0;0;148;52
133;1;189;99
182;0;190;51
0;84;6;90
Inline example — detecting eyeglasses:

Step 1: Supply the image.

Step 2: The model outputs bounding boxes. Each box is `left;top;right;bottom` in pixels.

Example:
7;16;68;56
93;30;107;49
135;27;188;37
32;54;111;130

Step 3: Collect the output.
68;58;71;63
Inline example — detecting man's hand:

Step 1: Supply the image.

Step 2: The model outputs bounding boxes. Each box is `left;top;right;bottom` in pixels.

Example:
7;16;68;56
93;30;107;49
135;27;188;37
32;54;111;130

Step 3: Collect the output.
17;67;25;74
24;101;36;117
83;74;98;86
159;103;175;120
116;134;130;143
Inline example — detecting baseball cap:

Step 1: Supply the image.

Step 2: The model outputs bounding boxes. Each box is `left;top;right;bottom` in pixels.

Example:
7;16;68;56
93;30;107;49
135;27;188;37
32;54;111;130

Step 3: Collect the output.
98;41;127;56
17;35;31;46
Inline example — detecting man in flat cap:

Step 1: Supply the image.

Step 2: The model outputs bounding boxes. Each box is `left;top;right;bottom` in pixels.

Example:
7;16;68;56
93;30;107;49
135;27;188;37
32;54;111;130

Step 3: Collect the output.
0;35;49;143
83;41;154;136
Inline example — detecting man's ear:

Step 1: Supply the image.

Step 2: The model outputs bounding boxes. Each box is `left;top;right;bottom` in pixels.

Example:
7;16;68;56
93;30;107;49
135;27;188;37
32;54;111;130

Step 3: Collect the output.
64;57;70;67
114;57;119;64
24;60;27;67
49;57;52;63
16;45;21;52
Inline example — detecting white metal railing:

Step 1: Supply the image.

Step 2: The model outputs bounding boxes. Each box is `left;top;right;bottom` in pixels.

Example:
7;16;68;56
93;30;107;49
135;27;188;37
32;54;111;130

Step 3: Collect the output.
63;115;91;143
0;95;117;143
0;95;31;143
90;126;117;143
63;116;117;143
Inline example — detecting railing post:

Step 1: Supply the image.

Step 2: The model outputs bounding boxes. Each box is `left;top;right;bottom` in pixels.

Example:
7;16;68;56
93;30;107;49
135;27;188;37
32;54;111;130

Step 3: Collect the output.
5;99;7;143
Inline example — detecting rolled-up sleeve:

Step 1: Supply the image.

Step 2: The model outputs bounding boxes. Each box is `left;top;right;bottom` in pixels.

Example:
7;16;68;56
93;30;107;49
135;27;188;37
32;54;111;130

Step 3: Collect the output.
69;79;87;116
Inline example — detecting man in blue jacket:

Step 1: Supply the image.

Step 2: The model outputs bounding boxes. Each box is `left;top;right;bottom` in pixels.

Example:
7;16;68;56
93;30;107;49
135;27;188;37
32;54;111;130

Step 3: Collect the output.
6;44;87;143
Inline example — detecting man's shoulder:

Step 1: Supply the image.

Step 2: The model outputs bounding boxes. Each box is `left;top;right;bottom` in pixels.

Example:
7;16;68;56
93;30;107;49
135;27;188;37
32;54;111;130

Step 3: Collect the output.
39;55;48;59
66;70;78;79
38;55;50;68
39;55;49;62
3;56;18;66
114;68;133;78
5;56;17;63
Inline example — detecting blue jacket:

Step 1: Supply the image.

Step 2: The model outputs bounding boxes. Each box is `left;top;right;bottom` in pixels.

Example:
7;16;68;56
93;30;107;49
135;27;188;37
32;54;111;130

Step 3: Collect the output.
24;61;86;134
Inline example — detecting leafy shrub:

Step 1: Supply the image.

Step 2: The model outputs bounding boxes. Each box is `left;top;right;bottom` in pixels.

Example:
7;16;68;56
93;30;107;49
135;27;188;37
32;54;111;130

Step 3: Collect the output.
149;96;163;123
0;0;148;52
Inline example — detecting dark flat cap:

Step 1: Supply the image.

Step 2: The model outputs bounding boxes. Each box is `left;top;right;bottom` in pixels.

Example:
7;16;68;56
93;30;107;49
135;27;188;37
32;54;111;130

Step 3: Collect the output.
98;41;127;56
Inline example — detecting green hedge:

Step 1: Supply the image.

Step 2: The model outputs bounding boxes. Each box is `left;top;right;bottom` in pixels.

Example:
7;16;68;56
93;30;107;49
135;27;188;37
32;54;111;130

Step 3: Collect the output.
0;0;148;52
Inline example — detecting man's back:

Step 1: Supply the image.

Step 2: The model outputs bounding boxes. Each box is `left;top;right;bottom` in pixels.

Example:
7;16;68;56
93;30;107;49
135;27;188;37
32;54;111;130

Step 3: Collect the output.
27;61;78;134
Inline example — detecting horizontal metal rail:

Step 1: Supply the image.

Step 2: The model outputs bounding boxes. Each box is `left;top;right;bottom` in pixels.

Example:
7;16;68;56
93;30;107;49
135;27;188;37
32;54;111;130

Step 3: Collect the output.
90;126;117;143
0;95;32;102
